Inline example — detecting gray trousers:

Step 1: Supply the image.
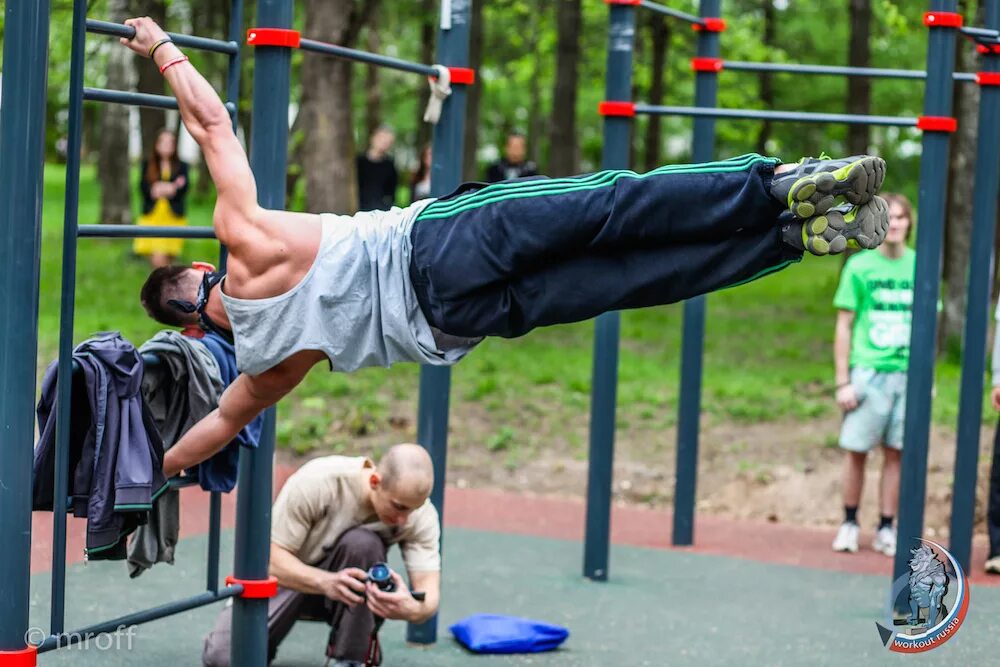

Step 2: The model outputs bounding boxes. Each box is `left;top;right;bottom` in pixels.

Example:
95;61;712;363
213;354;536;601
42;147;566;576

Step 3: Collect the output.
202;527;388;666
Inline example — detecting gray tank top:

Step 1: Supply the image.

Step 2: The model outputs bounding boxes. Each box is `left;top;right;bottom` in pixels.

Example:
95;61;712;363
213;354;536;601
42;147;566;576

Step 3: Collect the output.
220;202;478;376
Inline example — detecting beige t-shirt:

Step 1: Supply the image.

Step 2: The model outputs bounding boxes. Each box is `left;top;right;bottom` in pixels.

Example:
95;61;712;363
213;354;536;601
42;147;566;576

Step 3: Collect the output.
271;455;441;572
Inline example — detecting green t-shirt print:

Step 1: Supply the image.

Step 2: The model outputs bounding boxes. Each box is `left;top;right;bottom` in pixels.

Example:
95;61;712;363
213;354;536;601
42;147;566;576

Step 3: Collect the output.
833;248;916;373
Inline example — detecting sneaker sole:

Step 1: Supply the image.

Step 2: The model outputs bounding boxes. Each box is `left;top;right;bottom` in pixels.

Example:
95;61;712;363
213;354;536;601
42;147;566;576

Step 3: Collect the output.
873;543;896;557
802;196;889;256
787;156;886;218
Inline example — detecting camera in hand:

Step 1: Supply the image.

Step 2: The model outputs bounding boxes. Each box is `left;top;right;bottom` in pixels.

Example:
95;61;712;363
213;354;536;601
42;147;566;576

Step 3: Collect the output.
367;562;395;593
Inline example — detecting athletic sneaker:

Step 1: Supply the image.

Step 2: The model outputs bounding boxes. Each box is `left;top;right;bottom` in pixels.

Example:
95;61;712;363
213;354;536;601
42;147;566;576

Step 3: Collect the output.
873;525;897;557
771;155;886;219
797;196;890;255
832;521;860;553
984;555;1000;575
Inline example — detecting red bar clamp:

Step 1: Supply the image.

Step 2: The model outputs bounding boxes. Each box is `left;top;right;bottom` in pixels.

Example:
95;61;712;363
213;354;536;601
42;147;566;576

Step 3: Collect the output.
978;72;1000;86
246;28;301;48
446;67;476;85
226;575;279;598
923;12;963;28
693;18;727;32
691;57;723;72
604;0;642;5
598;101;636;117
0;646;37;667
917;115;958;132
978;44;1000;54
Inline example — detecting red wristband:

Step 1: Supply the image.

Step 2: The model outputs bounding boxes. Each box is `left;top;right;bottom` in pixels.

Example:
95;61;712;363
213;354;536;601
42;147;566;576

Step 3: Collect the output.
159;55;189;74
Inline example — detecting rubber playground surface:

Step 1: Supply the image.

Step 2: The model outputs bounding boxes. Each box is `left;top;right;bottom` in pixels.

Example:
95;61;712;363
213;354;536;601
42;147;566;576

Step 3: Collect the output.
26;467;1000;666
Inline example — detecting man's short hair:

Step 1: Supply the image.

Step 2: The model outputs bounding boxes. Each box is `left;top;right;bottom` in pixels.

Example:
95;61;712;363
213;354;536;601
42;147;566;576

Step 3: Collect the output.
140;266;196;327
379;444;433;498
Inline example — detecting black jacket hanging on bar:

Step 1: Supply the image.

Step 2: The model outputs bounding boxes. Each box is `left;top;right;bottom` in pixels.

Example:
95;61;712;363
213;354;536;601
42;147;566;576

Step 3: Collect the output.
32;332;168;561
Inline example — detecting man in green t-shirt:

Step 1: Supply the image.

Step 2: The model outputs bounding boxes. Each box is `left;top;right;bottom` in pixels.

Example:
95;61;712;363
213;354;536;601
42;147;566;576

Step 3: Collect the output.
831;193;914;557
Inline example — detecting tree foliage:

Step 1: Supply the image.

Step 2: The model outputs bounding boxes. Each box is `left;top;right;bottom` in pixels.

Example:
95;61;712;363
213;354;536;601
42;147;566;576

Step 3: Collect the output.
25;0;982;300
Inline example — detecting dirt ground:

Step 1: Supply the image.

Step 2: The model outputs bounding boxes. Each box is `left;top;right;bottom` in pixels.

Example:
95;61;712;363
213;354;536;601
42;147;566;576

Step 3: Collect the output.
278;398;997;543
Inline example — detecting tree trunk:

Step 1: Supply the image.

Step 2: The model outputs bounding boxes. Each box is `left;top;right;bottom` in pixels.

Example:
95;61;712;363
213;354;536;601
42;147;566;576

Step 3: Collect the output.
415;0;436;154
300;0;379;214
364;17;382;141
133;0;168;151
462;0;484;180
548;0;581;177
941;0;981;352
643;13;669;171
192;0;231;198
840;0;873;264
527;2;546;168
98;0;133;225
755;0;776;154
846;0;872;156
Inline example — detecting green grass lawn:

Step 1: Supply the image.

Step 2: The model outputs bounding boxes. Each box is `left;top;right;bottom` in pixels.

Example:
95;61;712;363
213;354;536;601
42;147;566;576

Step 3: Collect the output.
36;163;978;456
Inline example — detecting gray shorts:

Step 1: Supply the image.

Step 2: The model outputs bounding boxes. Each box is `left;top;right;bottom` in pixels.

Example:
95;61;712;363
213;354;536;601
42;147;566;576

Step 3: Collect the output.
839;367;907;452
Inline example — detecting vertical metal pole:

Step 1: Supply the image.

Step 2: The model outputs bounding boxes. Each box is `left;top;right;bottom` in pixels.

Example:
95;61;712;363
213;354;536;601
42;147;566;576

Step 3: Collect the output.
949;0;1000;571
226;0;244;130
207;0;244;597
50;0;88;635
207;492;222;592
230;0;290;662
0;0;50;657
407;0;470;645
583;1;634;582
893;0;959;589
673;0;721;547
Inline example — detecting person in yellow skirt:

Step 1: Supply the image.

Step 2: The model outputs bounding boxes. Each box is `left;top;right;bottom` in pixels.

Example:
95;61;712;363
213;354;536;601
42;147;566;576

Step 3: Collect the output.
135;128;190;267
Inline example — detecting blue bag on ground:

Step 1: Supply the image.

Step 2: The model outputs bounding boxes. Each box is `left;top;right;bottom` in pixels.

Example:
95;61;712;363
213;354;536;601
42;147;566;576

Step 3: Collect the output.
449;614;569;653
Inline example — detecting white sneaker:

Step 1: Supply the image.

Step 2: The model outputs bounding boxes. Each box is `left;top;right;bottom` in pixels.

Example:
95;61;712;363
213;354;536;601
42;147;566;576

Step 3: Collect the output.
873;525;897;557
984;555;1000;575
832;521;860;553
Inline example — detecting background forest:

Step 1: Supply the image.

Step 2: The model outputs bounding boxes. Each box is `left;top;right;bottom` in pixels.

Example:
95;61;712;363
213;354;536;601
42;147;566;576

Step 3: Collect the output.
2;0;996;533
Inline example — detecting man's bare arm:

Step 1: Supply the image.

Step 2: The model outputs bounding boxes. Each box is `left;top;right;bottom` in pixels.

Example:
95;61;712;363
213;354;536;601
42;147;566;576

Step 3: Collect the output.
834;309;855;387
270;543;368;606
407;570;441;623
120;17;258;246
162;352;320;477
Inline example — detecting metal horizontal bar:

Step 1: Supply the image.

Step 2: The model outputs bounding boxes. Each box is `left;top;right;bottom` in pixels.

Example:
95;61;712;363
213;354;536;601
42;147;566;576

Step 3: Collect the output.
639;0;704;24
633;104;919;127
169;475;203;489
83;88;238;116
722;60;978;82
86;19;239;55
961;25;1000;41
77;224;217;239
35;588;242;653
298;38;438;76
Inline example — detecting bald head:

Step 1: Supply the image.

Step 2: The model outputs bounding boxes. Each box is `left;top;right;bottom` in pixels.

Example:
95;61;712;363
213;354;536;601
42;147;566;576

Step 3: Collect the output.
378;444;434;498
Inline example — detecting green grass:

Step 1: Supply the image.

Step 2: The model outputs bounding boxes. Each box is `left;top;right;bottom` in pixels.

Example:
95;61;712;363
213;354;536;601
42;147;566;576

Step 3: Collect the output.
36;163;980;455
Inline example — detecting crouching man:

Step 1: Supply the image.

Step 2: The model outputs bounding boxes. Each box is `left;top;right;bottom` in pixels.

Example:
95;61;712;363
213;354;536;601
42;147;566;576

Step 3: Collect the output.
202;444;441;666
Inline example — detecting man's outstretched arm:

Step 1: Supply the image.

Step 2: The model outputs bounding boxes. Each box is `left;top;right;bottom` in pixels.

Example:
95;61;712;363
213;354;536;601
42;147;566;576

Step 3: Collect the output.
120;17;258;247
162;352;321;477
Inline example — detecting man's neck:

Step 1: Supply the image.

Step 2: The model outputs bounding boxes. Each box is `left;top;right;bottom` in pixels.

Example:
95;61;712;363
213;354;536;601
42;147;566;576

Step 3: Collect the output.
203;284;232;331
879;241;906;260
367;149;385;161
